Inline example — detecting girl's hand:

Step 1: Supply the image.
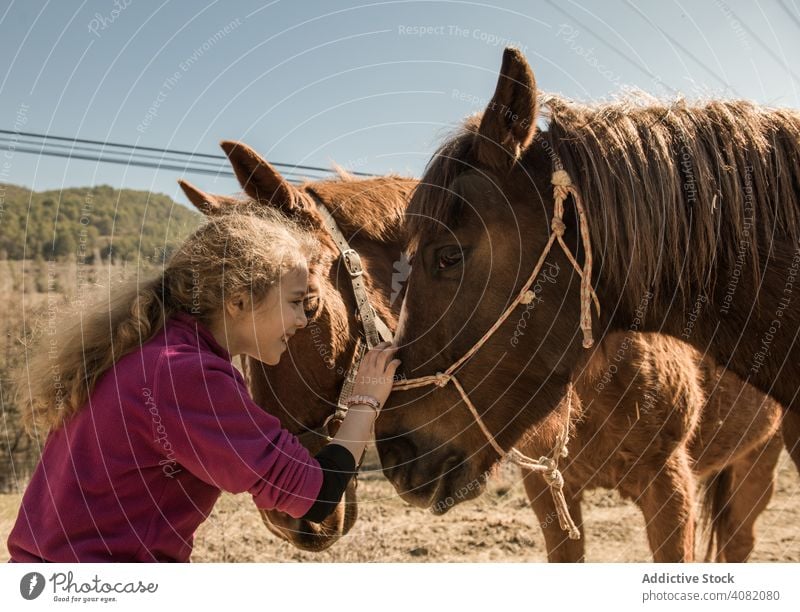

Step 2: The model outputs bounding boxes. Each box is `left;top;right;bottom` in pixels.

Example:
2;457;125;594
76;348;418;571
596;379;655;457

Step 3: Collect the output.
352;342;401;407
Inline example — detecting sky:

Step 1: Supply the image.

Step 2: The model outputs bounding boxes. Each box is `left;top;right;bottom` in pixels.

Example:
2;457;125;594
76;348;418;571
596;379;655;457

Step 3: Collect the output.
1;0;799;208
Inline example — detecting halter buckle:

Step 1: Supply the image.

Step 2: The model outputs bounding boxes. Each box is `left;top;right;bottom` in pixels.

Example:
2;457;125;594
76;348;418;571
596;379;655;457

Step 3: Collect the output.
342;249;364;278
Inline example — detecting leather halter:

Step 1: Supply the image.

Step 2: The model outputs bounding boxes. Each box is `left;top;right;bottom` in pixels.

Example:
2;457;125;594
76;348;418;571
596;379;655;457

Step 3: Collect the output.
301;189;394;443
391;169;599;539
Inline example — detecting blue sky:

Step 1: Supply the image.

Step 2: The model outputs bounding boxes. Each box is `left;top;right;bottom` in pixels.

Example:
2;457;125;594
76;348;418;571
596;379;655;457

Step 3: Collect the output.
1;0;799;208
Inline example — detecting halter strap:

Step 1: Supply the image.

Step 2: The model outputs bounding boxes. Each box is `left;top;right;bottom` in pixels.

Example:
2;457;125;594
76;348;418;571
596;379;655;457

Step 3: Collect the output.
306;190;394;444
309;191;394;350
392;169;599;540
296;405;349;448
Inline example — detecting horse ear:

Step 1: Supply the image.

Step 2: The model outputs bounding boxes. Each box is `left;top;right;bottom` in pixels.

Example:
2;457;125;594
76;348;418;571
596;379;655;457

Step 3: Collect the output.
476;47;538;172
178;179;240;216
220;140;304;215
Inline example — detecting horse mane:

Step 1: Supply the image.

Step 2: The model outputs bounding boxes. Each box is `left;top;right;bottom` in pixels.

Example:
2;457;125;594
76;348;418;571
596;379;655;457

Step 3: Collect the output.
409;94;800;310
405;115;483;253
304;174;415;244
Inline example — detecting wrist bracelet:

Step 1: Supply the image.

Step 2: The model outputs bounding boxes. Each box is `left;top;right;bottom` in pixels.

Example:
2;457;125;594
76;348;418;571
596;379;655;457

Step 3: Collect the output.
345;395;381;413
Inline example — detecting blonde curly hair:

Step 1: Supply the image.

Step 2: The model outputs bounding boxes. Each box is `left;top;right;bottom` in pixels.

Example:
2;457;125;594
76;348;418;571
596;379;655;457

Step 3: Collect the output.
18;211;318;435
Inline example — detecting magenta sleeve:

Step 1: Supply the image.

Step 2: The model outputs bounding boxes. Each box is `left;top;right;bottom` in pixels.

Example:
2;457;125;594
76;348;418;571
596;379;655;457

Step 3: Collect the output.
153;349;324;519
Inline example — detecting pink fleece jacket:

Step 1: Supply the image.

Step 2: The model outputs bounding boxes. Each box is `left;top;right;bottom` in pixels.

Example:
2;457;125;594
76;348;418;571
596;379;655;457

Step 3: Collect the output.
7;311;323;562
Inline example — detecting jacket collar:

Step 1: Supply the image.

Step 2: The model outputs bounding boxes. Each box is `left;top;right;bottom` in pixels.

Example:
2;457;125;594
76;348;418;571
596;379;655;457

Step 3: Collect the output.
169;311;232;362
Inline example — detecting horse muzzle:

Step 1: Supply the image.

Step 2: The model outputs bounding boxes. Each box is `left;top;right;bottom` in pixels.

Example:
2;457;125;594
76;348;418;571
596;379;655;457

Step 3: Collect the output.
375;431;477;511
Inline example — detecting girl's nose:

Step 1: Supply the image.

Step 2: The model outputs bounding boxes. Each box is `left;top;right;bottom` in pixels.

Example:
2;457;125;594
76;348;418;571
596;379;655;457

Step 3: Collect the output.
296;310;308;329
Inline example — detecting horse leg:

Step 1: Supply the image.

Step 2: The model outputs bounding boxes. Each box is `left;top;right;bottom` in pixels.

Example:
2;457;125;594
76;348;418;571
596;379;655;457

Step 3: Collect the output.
522;468;585;562
781;408;800;476
637;451;696;562
712;435;783;562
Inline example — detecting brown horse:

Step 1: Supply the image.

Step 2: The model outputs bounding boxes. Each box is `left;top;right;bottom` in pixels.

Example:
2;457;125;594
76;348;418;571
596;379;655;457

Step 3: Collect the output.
521;332;784;562
179;143;414;550
376;47;800;519
185;147;786;561
181;144;780;550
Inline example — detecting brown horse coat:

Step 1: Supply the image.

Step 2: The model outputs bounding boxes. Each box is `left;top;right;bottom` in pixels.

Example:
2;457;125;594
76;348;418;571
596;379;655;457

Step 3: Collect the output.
521;332;784;562
377;48;800;519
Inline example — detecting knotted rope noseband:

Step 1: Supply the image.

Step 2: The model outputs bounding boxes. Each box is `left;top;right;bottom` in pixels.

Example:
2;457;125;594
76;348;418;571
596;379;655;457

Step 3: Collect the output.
392;169;600;540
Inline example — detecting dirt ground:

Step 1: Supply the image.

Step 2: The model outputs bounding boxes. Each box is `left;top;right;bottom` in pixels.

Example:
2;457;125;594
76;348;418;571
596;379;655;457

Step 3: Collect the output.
3;448;795;563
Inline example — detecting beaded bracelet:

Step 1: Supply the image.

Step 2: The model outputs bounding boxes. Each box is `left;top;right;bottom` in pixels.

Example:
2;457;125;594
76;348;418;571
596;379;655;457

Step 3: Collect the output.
344;395;381;413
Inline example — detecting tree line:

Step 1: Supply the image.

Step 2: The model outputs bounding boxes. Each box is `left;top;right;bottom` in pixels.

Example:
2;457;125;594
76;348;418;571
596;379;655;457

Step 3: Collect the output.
0;183;201;262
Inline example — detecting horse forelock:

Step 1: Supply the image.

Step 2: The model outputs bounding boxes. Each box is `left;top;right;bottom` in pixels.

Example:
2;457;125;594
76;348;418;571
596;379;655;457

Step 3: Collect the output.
405;116;482;256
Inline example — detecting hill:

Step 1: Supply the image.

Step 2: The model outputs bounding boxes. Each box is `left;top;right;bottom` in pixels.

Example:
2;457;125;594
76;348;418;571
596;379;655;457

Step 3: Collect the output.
0;183;202;262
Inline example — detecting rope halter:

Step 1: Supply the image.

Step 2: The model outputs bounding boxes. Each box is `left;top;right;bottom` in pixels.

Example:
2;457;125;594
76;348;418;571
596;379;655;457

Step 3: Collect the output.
392;169;600;540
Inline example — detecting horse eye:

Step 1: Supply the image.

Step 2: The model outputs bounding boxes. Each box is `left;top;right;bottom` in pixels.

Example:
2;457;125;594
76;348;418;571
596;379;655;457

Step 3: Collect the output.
303;296;321;318
436;246;463;270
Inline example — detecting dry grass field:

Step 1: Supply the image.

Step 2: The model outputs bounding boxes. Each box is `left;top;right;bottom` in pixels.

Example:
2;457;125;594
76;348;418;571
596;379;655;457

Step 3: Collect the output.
2;446;797;562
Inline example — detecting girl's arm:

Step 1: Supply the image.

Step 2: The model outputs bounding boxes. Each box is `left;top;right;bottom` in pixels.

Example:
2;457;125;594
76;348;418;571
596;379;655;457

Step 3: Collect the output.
330;341;399;461
154;342;398;524
299;342;399;522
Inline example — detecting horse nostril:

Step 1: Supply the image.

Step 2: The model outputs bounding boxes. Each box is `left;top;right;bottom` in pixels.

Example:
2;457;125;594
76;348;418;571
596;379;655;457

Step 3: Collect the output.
377;434;416;484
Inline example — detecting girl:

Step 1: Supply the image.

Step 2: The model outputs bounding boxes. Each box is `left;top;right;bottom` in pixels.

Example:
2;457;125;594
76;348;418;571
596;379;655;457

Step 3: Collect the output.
7;211;399;562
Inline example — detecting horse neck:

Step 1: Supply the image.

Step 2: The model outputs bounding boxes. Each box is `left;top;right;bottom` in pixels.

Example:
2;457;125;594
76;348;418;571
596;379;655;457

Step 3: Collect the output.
598;238;800;409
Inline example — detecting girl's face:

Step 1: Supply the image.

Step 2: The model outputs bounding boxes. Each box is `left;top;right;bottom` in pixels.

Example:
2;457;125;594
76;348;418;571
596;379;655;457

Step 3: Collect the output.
225;265;312;365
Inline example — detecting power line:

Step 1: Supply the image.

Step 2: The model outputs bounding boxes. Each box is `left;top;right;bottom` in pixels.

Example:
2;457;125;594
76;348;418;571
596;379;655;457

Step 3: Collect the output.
3;144;321;184
0;128;376;179
7;145;241;180
0;136;229;170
